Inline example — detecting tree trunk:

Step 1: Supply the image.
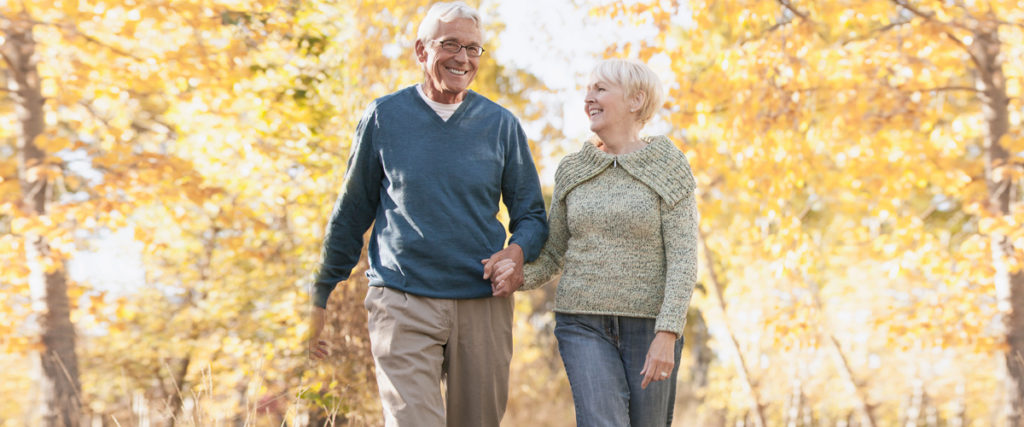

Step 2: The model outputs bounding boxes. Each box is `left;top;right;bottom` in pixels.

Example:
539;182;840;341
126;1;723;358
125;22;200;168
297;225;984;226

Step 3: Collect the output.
808;277;876;427
2;12;81;426
970;21;1024;427
826;334;876;427
165;356;191;427
689;308;713;389
951;381;967;427
905;378;924;427
785;376;802;427
699;230;767;427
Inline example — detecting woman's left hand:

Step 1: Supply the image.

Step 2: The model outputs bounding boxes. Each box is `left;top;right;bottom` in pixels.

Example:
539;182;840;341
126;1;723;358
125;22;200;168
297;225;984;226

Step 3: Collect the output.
640;331;678;389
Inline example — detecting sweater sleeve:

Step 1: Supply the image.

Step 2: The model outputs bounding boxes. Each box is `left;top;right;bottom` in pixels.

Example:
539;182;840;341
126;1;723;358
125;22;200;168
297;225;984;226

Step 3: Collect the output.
502;120;549;262
654;188;700;335
312;104;382;308
522;166;570;290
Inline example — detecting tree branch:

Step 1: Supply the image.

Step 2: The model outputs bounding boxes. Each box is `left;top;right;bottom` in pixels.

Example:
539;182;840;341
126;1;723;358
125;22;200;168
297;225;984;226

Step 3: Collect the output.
890;0;971;30
8;17;144;61
992;18;1024;30
776;0;810;22
0;48;13;71
886;2;984;73
942;31;983;71
841;17;914;45
67;28;143;61
739;19;793;46
77;100;113;129
0;11;15;26
891;0;936;21
905;85;981;94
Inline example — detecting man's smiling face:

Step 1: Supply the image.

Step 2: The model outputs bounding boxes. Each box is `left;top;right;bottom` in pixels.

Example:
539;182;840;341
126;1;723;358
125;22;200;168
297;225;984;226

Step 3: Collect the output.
415;17;482;104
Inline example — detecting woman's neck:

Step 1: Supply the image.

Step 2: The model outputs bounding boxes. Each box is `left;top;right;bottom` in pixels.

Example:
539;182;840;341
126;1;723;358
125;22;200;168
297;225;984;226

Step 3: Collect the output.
596;127;645;155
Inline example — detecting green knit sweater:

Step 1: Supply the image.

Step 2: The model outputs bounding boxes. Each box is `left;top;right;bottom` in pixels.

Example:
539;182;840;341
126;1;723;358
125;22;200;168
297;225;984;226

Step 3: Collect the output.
523;136;699;334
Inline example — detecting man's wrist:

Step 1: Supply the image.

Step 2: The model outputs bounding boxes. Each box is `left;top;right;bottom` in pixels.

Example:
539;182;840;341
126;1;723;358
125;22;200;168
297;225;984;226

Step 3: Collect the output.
507;243;524;259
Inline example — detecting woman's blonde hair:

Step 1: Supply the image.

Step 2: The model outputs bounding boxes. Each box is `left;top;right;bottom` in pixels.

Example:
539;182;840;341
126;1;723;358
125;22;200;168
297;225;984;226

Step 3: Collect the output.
590;59;664;124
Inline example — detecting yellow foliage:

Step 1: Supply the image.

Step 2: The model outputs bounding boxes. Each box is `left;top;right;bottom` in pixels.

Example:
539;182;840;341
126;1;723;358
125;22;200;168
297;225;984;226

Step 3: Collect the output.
3;0;1022;424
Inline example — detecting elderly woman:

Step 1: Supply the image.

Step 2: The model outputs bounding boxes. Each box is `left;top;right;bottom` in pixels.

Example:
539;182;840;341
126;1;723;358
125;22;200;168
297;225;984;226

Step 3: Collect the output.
491;59;698;426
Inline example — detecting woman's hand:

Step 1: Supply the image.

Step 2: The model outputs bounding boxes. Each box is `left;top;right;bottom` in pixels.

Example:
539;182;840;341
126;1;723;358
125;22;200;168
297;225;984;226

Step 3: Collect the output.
482;257;519;296
640;331;678;389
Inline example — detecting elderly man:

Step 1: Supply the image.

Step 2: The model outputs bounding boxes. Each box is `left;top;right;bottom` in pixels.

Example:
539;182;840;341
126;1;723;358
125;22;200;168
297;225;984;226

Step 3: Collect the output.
306;2;548;426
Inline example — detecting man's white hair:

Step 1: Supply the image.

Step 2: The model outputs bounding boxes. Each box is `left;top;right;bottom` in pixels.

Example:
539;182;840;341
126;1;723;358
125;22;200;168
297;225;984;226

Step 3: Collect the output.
416;1;483;42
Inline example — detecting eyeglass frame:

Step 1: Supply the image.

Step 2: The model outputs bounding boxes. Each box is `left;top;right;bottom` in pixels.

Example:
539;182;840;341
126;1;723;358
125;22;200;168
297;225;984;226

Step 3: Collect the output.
431;39;485;58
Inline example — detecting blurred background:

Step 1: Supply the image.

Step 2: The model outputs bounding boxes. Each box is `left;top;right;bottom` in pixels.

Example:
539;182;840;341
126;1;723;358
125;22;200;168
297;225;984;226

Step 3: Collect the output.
2;0;1023;425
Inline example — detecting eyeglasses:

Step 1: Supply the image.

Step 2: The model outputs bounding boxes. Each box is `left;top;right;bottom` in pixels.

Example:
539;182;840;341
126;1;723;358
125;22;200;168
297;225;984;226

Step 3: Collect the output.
433;39;485;57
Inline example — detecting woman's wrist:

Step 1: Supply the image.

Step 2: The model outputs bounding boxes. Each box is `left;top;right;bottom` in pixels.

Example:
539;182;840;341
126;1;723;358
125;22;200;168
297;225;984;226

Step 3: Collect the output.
656;330;679;340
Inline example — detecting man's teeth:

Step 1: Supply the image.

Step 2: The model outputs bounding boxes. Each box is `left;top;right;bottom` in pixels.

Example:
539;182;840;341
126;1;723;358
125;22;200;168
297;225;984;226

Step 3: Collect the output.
447;68;467;75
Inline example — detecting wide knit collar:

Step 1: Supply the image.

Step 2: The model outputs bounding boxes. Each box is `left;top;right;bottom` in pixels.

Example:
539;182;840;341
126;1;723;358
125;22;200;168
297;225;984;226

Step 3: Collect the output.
554;135;696;207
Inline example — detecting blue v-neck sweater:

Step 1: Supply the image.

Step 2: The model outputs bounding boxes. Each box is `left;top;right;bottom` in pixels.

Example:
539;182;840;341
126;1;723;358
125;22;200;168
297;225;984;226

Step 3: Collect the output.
313;86;548;307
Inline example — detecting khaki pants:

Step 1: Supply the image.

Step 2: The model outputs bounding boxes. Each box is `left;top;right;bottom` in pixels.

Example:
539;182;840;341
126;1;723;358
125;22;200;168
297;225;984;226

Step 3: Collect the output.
364;286;514;427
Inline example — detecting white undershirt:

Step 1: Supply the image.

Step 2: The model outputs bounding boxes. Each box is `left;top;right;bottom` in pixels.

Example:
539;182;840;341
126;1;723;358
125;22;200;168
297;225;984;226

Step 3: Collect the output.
416;84;461;121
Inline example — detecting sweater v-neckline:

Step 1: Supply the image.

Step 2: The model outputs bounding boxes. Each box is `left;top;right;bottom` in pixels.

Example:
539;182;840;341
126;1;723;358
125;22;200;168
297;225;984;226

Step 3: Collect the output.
410;86;474;127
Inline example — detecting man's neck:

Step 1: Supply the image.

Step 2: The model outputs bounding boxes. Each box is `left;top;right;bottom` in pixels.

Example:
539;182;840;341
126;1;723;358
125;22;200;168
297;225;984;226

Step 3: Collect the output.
421;83;466;104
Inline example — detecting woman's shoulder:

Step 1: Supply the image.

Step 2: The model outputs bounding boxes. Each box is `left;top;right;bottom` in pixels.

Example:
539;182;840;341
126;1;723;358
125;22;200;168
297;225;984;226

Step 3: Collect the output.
621;135;696;206
641;136;692;171
553;140;610;183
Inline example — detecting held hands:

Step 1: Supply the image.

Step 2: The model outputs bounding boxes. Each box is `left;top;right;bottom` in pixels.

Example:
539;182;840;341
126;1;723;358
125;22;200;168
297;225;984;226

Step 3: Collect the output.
487;259;518;294
640;331;678;389
307;306;330;361
481;243;524;297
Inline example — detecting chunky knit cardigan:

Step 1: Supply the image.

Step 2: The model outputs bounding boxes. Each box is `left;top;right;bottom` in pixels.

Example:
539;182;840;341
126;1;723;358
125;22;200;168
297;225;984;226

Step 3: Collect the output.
522;136;699;334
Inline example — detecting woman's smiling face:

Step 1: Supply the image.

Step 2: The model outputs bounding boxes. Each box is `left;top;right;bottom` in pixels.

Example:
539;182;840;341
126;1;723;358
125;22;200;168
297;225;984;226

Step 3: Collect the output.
584;78;634;134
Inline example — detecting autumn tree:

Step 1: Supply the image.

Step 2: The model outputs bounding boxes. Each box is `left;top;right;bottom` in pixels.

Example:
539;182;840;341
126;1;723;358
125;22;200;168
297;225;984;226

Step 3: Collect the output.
3;0;561;424
2;10;81;425
597;0;1022;424
1;0;258;423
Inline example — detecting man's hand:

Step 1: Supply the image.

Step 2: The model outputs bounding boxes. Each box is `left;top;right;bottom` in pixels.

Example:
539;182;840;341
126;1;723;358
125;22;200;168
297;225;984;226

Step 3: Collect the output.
308;306;330;361
481;243;524;297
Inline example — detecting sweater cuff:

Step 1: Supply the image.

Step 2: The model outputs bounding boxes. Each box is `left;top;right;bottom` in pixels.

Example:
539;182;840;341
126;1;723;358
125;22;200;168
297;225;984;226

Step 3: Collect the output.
655;316;685;337
313;282;338;308
510;234;542;262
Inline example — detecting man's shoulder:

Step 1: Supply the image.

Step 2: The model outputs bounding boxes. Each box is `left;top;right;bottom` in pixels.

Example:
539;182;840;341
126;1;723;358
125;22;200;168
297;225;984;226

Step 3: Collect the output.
368;86;417;112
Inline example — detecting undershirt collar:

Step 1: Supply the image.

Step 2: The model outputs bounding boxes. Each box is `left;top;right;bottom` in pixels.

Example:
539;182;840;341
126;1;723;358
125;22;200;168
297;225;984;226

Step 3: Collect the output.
416;84;462;121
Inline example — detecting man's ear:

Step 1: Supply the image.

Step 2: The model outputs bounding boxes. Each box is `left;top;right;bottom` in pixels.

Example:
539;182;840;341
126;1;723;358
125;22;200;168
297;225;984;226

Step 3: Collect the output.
415;39;427;63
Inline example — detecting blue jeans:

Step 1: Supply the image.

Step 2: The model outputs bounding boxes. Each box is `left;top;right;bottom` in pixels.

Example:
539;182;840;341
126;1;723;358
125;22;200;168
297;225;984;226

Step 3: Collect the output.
554;313;684;427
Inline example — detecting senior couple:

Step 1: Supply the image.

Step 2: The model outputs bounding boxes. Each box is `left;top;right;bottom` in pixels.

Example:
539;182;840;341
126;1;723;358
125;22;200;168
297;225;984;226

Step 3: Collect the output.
307;2;698;426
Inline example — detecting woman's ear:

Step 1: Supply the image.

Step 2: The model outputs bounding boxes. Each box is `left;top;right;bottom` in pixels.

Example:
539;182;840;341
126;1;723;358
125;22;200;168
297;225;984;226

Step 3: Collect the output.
629;91;646;114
